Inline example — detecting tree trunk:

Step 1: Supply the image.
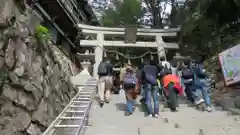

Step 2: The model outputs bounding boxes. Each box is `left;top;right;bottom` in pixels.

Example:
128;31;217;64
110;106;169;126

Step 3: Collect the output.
143;0;163;28
170;0;177;27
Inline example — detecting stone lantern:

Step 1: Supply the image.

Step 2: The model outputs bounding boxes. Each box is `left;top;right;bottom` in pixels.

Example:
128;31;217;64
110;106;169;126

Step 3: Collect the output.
80;61;91;75
70;50;95;86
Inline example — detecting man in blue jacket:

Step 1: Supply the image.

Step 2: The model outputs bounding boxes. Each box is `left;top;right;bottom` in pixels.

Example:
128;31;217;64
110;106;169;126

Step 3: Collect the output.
141;59;159;117
192;58;212;112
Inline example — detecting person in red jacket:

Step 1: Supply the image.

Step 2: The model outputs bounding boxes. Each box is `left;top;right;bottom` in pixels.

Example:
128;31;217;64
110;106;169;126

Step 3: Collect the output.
162;74;184;96
162;74;184;112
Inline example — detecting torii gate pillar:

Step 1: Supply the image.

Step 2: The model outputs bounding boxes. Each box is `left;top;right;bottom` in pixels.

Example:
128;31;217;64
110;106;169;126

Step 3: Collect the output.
94;33;104;77
156;35;166;62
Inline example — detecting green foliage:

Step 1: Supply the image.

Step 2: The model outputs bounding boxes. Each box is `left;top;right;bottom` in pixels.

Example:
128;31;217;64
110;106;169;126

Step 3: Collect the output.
180;0;240;57
100;0;144;27
99;0;145;62
34;25;51;53
35;25;51;41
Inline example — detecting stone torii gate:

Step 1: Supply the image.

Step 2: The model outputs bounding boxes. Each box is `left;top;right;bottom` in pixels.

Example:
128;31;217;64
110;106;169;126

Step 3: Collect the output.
77;24;180;77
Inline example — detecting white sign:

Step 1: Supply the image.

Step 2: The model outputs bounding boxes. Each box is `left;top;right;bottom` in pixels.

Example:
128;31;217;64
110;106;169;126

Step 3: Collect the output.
219;44;240;86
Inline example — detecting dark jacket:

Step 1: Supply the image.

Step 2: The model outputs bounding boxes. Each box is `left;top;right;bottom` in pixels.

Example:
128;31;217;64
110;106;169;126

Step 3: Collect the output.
141;64;158;85
98;61;114;76
192;63;207;79
106;62;114;76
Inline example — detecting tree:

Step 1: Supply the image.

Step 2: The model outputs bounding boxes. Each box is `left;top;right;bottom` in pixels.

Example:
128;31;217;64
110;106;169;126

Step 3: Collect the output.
142;0;184;28
143;0;165;28
90;0;183;28
100;0;144;27
88;0;184;64
179;0;240;58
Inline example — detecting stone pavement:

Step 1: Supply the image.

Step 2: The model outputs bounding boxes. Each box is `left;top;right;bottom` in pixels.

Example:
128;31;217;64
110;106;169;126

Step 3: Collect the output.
84;91;240;135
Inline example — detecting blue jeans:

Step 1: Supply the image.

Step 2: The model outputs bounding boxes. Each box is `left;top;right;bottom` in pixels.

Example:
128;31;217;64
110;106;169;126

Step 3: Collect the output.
144;84;159;114
192;89;203;104
198;79;211;106
192;78;211;106
125;91;137;113
126;99;136;113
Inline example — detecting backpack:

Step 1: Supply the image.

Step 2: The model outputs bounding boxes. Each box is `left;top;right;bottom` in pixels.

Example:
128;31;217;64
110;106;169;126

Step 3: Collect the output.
194;64;207;78
145;73;157;85
159;65;172;78
143;65;158;85
123;72;137;85
98;62;108;75
181;66;193;79
163;65;172;74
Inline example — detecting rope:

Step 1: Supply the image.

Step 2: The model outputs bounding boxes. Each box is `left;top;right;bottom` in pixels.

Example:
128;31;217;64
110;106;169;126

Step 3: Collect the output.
83;32;167;60
94;44;165;59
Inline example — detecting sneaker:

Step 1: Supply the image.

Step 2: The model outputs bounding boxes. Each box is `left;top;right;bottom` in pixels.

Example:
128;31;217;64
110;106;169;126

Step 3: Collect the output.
105;100;109;104
125;112;132;116
100;102;104;108
132;105;136;112
154;114;159;118
195;98;205;105
140;98;146;104
206;106;212;112
148;114;153;117
170;108;177;112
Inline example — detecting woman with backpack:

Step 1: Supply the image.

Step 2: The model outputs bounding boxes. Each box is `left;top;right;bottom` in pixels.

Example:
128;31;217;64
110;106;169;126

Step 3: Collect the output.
123;66;138;116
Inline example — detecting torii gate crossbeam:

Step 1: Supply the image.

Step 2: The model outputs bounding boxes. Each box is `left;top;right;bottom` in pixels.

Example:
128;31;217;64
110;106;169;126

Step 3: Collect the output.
77;24;180;77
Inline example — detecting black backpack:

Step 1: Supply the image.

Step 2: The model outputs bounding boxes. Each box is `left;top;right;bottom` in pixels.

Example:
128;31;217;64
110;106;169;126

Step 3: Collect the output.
181;66;193;79
98;62;108;75
159;65;172;78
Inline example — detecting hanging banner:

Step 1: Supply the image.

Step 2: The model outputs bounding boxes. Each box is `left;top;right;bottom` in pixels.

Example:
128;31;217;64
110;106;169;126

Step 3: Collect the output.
218;44;240;86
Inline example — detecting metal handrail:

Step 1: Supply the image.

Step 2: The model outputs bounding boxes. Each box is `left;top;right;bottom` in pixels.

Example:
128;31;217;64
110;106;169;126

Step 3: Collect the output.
75;88;95;135
42;78;97;135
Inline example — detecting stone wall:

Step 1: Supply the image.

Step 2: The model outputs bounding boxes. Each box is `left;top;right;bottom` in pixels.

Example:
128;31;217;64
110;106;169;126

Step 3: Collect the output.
0;1;79;135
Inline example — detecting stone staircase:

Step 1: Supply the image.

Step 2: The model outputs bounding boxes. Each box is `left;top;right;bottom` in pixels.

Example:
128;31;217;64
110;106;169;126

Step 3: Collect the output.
84;93;240;135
